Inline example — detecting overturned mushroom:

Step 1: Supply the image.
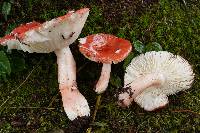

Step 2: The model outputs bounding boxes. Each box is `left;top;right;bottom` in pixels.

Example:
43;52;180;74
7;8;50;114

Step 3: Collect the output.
79;33;132;93
0;8;90;120
118;51;194;111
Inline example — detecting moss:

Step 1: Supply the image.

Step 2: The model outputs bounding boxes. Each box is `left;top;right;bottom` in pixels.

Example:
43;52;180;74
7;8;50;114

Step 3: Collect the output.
0;0;200;132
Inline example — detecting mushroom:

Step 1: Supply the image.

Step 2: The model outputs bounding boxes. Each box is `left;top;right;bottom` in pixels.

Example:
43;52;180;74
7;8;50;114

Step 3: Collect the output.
118;51;194;111
0;8;90;120
79;33;132;93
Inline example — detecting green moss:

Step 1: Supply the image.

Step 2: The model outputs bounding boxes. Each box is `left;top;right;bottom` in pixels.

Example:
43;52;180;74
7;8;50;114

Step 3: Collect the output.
0;0;200;132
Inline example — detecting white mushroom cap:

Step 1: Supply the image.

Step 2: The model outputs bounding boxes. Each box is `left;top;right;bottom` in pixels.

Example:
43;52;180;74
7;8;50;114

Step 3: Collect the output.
0;8;89;53
124;51;194;111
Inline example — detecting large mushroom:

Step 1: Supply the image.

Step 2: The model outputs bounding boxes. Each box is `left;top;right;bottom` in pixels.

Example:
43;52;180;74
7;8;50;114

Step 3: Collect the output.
118;51;194;111
0;8;90;120
79;33;132;93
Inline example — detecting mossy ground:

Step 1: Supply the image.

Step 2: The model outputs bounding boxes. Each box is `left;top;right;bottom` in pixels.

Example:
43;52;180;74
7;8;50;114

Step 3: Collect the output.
0;0;200;132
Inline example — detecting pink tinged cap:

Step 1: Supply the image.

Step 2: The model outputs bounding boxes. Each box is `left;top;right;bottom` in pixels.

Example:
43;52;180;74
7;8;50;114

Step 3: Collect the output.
57;8;89;22
0;8;90;53
0;21;41;50
0;34;14;44
11;22;41;40
0;21;41;44
79;34;132;64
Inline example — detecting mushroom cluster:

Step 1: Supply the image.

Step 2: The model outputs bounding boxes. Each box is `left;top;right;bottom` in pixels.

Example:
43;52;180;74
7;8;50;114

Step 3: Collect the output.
118;51;194;111
0;6;195;124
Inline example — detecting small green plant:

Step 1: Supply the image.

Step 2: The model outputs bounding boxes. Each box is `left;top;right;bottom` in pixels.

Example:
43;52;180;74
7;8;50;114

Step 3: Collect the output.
92;122;110;133
134;40;163;54
145;42;163;52
110;74;122;88
0;0;26;81
0;51;11;80
1;0;14;21
0;50;26;81
134;40;145;53
123;39;163;69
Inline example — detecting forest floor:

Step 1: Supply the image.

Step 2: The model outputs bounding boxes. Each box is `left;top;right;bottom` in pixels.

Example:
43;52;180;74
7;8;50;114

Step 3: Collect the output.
0;0;200;132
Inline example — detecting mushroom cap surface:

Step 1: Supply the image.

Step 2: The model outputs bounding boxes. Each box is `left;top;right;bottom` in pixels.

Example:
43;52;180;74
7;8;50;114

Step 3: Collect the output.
0;8;89;53
79;33;132;64
125;51;194;110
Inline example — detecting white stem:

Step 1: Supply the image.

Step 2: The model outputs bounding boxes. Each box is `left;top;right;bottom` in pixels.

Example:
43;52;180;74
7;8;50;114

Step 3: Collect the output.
55;47;76;89
95;63;111;94
55;47;90;120
118;73;166;107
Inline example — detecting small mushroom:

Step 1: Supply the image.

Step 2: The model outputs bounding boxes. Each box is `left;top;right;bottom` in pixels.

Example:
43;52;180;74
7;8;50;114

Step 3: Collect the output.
79;33;132;93
0;8;90;120
118;51;194;111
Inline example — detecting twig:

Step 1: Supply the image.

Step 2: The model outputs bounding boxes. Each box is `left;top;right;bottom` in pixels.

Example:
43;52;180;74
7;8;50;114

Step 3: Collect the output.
172;109;200;116
48;94;59;108
86;94;102;133
92;95;102;122
77;62;89;73
7;106;55;110
0;98;9;109
182;0;187;6
0;60;41;110
119;112;132;122
11;66;36;94
0;69;35;110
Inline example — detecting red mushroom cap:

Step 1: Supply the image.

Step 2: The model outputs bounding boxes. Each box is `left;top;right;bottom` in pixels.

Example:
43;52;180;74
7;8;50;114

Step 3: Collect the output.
0;34;14;44
0;8;90;44
0;21;41;44
57;8;89;22
11;21;41;40
79;33;132;64
0;8;89;53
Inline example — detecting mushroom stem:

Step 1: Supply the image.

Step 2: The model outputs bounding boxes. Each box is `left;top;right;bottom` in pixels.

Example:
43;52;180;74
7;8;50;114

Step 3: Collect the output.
55;47;90;120
55;47;76;87
95;63;111;94
118;73;166;107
